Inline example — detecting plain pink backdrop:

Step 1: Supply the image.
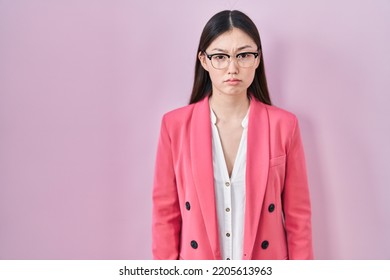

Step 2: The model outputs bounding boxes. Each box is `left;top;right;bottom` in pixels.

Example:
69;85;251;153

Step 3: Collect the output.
1;0;389;259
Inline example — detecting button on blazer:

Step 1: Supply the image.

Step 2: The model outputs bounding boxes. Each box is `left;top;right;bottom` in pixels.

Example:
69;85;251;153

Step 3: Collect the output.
152;95;313;260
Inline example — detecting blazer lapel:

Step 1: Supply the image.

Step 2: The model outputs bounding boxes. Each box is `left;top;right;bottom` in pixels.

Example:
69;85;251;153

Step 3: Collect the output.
243;99;270;259
190;96;221;259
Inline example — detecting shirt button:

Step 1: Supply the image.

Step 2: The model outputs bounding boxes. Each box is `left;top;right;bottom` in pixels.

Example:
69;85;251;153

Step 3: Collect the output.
225;182;230;187
226;233;230;237
225;208;230;212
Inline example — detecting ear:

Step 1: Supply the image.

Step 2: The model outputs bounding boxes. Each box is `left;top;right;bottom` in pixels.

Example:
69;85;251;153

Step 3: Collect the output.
255;51;261;69
198;51;209;72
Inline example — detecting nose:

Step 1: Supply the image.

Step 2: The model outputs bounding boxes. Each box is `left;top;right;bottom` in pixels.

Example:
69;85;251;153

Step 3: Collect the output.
227;57;239;74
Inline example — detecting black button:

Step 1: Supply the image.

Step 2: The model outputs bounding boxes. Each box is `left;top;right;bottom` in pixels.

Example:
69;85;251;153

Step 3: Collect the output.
261;240;269;249
268;203;275;213
185;201;191;210
191;240;198;249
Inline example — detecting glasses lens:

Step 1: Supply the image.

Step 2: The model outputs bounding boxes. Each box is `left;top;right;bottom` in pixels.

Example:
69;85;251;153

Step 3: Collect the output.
237;53;256;68
211;55;229;69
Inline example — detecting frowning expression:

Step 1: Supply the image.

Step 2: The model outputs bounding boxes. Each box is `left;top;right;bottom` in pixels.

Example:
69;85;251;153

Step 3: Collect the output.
199;27;260;97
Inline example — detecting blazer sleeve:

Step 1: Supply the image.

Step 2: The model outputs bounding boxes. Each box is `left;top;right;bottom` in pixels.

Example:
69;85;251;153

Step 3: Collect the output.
282;117;314;259
152;116;182;259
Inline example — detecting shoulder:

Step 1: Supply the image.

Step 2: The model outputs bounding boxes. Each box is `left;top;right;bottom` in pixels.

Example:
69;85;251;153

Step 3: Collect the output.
264;103;297;124
252;100;299;132
160;103;196;129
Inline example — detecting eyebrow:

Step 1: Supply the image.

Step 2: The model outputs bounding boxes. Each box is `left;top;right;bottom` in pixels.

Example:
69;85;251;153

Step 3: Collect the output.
211;45;255;52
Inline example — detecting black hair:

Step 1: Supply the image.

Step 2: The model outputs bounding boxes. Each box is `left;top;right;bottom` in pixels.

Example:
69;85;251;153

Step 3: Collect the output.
189;10;272;105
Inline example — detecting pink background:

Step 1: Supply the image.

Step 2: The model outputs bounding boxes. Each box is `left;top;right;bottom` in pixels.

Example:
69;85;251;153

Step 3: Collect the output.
1;0;389;259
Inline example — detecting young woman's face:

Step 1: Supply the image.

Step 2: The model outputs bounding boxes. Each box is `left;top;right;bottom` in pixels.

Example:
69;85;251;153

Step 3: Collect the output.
199;27;260;98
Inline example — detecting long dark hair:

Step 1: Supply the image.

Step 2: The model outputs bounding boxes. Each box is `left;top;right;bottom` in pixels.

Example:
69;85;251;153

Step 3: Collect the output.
189;10;272;105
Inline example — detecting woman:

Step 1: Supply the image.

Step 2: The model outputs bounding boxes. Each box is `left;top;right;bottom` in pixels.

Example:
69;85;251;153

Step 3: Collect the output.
152;10;313;260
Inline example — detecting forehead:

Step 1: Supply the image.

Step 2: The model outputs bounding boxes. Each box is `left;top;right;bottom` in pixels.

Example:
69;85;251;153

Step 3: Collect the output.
208;27;257;51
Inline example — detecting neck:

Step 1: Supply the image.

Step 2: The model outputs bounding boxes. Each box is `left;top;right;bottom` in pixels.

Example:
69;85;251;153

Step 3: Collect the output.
209;91;250;122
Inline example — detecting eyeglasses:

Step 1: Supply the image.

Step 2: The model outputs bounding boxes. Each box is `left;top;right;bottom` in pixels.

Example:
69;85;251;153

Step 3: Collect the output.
203;51;259;70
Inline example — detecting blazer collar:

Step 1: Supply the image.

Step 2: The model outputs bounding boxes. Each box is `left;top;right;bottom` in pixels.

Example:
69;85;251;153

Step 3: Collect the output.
243;97;270;259
190;96;221;259
190;95;270;260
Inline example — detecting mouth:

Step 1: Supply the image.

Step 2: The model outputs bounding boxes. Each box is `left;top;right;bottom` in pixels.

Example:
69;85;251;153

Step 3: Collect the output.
225;78;241;82
225;78;242;85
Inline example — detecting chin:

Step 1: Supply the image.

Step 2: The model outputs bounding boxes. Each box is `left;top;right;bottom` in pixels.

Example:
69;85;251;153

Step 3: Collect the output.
223;88;247;96
212;85;249;97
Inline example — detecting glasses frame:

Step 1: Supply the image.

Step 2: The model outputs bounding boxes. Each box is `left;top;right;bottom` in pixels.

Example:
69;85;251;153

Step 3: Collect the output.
203;50;260;70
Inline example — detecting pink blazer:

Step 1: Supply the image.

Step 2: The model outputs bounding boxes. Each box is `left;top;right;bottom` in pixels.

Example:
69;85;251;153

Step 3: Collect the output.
152;96;313;260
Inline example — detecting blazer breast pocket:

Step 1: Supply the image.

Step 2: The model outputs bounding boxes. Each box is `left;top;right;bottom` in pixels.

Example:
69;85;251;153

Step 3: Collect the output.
269;155;286;167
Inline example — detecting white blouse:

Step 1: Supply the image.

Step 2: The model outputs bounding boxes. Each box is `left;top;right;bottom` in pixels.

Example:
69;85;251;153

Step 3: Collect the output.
210;106;249;260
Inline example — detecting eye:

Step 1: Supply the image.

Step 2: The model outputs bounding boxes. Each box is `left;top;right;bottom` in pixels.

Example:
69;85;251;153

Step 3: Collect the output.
237;52;252;59
212;54;228;61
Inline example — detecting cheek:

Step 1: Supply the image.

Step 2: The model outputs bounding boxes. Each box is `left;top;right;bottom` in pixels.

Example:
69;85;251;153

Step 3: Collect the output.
243;69;257;85
208;70;223;83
